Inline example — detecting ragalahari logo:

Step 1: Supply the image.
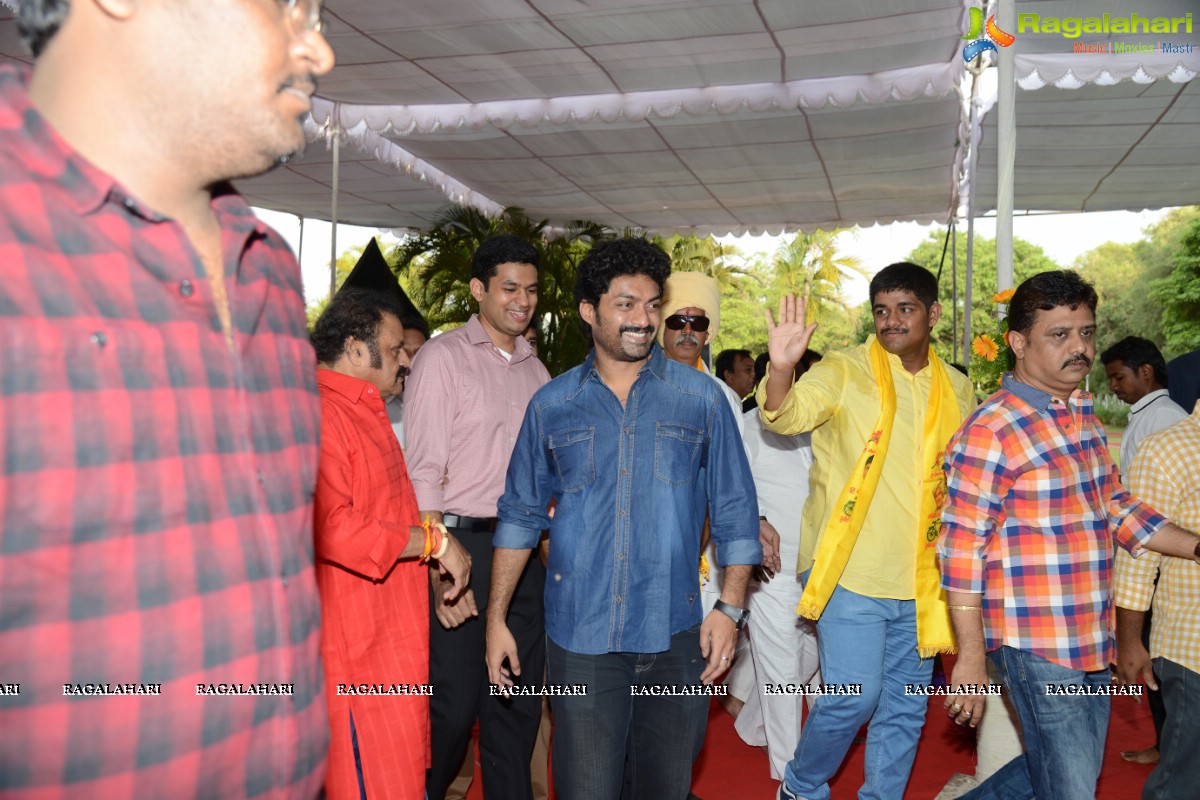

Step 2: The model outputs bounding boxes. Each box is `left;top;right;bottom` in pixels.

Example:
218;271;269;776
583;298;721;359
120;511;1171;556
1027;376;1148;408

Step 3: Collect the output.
962;7;1016;62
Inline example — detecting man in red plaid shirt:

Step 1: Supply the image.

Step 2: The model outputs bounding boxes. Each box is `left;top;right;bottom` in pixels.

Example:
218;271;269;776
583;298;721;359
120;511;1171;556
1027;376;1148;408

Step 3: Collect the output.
0;1;334;797
937;270;1200;800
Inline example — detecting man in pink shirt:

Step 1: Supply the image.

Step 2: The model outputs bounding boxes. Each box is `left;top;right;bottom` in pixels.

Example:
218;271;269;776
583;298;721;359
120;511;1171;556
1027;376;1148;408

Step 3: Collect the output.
404;236;551;800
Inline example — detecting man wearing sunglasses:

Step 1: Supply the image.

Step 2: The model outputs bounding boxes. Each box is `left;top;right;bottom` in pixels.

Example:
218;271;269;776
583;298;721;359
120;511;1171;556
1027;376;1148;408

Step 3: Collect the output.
0;0;335;797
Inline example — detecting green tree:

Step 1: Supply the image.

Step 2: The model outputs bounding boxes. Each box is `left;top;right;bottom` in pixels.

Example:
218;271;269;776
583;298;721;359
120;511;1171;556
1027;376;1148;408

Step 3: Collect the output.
1072;241;1158;356
771;230;868;326
1150;218;1200;353
389;205;616;376
904;232;1059;367
305;244;363;328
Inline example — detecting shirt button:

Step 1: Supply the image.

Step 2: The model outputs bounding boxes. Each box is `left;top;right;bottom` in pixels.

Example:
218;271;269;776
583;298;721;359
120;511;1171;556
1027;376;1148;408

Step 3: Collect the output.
624;427;633;434
615;596;623;604
257;471;266;484
617;552;627;561
122;197;136;211
90;331;107;347
179;279;194;297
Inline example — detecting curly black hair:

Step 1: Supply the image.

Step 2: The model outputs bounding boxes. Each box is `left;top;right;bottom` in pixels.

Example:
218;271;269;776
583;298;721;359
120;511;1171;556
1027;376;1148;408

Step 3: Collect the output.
573;238;671;340
1008;270;1097;336
311;289;396;367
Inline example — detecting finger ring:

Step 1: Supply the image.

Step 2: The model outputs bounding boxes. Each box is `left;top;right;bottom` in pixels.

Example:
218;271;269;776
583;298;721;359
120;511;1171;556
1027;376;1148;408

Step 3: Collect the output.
963;711;972;717
950;704;962;712
721;656;729;662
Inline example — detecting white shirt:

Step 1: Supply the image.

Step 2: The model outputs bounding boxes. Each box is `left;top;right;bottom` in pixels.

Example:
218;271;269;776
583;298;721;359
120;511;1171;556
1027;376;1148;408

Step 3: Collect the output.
742;411;812;570
1123;388;1189;469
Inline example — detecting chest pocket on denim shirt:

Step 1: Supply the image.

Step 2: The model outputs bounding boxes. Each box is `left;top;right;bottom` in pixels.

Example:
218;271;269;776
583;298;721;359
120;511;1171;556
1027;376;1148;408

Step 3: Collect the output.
549;426;596;493
654;422;703;486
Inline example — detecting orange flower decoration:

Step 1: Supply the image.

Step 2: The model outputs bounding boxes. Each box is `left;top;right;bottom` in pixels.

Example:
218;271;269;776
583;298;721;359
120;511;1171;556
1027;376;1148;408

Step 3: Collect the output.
992;289;1015;304
972;334;999;362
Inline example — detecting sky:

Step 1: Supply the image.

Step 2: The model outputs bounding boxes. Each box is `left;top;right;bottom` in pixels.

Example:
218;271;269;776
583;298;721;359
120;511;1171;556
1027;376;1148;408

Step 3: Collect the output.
253;207;1173;309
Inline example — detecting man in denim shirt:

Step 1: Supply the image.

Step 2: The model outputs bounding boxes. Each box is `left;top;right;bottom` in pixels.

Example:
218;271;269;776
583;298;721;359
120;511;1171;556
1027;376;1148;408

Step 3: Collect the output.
486;238;761;800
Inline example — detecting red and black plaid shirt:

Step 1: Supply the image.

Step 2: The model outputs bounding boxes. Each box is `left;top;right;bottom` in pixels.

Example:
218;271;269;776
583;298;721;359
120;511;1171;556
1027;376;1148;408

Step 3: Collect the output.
0;66;326;798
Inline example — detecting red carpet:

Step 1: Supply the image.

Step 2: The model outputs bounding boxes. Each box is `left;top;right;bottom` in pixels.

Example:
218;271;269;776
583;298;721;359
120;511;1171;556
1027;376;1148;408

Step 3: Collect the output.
467;690;1156;798
693;692;1155;799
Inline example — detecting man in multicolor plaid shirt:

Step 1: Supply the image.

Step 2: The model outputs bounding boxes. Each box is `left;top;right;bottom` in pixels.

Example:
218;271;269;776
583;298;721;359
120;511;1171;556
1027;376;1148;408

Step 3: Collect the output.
1115;403;1200;800
937;271;1200;800
1;1;334;797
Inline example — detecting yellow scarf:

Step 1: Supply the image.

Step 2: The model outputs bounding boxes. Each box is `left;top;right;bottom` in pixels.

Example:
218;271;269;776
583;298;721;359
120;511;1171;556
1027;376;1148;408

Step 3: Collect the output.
797;338;960;657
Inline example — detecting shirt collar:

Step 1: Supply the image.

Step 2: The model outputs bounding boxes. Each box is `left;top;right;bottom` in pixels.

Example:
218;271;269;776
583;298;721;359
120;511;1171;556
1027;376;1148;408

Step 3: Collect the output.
1002;371;1071;411
464;314;535;363
1130;388;1172;414
577;343;666;389
317;367;382;405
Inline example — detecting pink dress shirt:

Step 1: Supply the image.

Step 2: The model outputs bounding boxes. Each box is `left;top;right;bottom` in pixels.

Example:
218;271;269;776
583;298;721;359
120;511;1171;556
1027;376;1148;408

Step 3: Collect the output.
404;314;551;517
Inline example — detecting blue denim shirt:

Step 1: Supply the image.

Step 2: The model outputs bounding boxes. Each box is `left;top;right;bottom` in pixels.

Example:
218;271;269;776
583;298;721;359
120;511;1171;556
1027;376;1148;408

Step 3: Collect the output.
496;345;761;655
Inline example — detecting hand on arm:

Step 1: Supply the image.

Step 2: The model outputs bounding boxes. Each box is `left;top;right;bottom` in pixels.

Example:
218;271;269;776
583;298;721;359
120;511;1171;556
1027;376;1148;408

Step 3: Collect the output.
762;294;817;412
944;590;988;728
419;510;478;629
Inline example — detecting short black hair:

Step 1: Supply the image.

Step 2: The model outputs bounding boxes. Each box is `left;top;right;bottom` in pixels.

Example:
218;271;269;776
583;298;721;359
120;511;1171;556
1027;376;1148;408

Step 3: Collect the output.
573;238;671;340
400;315;430;342
715;349;752;380
1100;336;1169;387
753;352;770;384
869;262;939;311
311;289;396;368
1008;270;1098;337
17;0;69;57
800;349;824;372
472;235;540;287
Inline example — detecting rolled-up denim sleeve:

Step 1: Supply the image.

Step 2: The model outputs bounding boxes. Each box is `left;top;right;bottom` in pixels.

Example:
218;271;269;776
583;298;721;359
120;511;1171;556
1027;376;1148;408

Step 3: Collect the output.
495;399;554;550
707;392;762;567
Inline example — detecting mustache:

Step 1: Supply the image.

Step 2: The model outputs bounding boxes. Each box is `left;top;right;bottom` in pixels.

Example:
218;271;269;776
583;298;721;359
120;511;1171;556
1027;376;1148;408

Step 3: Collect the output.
882;327;908;335
620;325;656;335
1062;354;1092;369
672;333;699;347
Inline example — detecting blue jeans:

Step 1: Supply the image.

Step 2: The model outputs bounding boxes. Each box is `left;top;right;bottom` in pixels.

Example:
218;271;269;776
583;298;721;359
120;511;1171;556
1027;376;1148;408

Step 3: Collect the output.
546;626;708;800
960;647;1109;800
782;581;932;800
1142;657;1200;800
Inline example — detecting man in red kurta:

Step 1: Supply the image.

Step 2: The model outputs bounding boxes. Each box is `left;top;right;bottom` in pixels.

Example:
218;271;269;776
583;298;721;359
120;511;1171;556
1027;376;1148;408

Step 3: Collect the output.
312;287;472;799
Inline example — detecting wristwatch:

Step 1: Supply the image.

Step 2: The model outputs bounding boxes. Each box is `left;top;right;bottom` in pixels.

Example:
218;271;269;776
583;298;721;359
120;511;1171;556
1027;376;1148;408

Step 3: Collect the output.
713;600;750;630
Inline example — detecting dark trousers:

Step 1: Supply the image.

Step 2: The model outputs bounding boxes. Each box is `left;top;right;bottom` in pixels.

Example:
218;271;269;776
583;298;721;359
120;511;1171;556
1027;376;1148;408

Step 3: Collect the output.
1143;605;1166;749
1143;657;1200;800
546;627;709;800
426;527;546;800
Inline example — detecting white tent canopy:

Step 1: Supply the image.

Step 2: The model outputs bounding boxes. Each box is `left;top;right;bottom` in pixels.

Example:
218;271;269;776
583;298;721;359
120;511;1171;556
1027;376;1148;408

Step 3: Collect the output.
1;0;1197;235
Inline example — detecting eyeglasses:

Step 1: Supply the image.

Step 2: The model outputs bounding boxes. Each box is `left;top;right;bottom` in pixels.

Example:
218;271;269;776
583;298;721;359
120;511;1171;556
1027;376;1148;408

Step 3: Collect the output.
278;0;325;34
664;314;710;332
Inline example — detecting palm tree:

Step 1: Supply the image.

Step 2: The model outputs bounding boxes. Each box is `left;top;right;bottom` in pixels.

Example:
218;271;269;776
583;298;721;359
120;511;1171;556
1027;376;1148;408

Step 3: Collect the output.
657;234;755;291
387;205;617;376
771;229;867;323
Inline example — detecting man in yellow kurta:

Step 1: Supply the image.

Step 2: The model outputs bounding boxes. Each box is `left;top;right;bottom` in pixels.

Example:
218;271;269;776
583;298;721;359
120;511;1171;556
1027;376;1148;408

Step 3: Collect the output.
759;263;975;800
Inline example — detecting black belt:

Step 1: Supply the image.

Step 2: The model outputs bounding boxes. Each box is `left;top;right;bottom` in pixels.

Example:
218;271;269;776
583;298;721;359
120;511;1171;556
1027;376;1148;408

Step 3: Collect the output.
442;514;498;533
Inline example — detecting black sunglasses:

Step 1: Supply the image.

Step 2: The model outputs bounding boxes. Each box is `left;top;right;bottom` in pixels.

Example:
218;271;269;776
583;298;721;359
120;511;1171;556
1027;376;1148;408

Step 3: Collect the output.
664;314;710;332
